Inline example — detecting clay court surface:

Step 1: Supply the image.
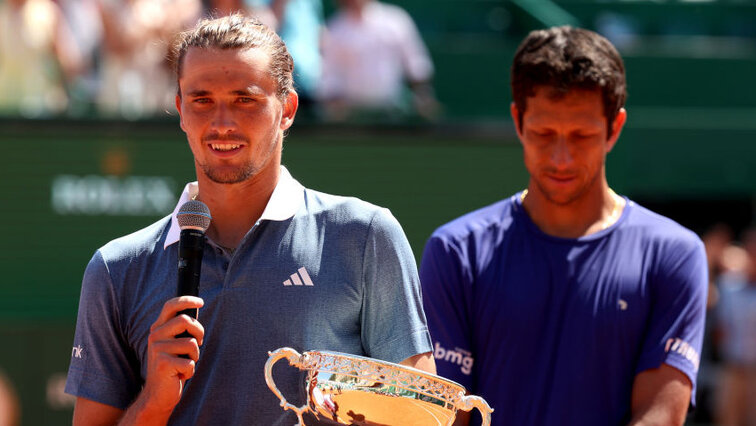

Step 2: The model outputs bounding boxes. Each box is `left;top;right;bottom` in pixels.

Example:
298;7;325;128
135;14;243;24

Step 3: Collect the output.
315;389;454;425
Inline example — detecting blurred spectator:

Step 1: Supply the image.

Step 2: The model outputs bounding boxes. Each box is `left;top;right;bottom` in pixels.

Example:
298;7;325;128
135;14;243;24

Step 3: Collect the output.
318;0;439;121
207;0;324;108
594;12;640;51
0;0;83;117
696;223;740;422
263;0;323;107
58;0;105;115
96;0;201;119
0;369;20;426
702;223;735;309
715;227;756;426
204;0;276;26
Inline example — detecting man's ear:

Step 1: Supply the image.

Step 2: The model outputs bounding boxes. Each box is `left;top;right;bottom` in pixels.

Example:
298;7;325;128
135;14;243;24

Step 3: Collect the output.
606;108;627;152
175;94;186;132
510;102;523;140
280;91;299;131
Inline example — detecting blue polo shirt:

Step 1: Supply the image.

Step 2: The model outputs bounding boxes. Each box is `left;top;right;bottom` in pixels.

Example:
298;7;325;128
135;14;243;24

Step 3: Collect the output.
65;167;432;425
420;193;707;426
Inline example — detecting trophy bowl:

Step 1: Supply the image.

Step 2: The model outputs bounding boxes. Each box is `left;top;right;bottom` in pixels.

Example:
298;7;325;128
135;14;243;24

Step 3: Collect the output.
265;347;493;426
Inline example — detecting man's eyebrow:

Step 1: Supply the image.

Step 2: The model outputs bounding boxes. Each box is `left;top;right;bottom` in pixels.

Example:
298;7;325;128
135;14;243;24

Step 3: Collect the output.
186;89;262;97
232;87;265;96
186;90;211;97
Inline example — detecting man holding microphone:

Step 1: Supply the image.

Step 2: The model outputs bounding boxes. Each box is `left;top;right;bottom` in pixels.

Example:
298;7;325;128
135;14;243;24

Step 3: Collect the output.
66;14;434;425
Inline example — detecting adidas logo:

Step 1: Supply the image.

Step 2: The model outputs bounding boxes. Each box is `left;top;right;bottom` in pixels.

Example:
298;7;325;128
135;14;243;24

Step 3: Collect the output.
283;267;314;287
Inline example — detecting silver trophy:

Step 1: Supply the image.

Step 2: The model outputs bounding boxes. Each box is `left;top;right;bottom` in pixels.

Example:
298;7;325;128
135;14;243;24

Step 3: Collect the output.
265;347;493;425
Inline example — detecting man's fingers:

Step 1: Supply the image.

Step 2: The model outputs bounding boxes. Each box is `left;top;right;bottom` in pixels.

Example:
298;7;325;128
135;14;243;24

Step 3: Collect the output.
153;351;197;380
149;315;205;346
151;296;205;332
152;339;201;362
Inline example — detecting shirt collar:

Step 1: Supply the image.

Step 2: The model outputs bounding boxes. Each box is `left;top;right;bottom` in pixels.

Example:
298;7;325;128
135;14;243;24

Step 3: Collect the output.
164;166;304;249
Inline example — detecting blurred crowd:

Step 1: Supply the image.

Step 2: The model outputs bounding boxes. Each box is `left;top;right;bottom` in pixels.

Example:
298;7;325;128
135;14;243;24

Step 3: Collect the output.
0;0;439;121
699;223;756;426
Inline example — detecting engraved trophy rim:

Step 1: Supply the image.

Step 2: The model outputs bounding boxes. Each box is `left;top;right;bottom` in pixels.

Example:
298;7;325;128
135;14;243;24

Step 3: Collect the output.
304;349;467;391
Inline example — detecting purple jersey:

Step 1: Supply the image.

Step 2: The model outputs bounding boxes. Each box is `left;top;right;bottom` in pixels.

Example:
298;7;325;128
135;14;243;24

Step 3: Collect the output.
420;193;707;425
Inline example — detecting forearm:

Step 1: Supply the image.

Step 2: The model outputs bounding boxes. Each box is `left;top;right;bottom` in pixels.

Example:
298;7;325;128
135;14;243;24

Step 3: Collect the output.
117;391;174;426
628;412;686;426
628;388;688;426
629;365;691;426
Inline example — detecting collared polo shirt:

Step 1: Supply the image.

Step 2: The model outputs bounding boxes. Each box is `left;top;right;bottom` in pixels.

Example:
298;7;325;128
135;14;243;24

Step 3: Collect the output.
66;166;432;425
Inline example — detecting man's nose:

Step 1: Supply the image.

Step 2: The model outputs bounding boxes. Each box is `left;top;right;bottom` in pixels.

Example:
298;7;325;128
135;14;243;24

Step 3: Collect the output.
551;135;573;167
211;103;235;133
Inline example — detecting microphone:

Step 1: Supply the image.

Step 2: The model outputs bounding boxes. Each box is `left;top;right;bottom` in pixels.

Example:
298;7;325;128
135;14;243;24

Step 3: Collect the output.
175;200;211;340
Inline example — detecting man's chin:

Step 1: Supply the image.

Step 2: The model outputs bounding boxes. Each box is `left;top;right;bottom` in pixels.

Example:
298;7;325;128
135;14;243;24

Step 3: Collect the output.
203;168;256;184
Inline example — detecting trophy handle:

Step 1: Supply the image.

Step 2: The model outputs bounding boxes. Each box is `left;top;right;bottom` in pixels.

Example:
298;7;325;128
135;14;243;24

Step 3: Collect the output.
265;347;310;426
458;394;494;426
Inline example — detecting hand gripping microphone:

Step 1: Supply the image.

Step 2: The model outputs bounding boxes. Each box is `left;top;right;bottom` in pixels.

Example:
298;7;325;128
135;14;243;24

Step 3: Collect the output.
175;200;211;339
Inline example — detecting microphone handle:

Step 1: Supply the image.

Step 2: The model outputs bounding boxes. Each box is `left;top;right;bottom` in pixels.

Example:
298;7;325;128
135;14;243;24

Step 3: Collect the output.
176;229;205;340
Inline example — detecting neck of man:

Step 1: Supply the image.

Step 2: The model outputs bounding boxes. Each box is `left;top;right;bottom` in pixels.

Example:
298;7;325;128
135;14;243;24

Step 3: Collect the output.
195;159;280;251
521;174;625;239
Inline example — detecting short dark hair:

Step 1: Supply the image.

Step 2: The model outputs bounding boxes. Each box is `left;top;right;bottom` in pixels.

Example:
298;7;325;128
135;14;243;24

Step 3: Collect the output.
172;13;294;99
511;26;626;134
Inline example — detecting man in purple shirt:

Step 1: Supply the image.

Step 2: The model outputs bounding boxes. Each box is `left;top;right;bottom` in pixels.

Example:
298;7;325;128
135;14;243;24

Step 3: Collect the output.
420;26;707;425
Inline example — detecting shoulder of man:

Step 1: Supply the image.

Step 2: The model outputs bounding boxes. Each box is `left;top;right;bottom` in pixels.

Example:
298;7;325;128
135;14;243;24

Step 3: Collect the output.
623;200;703;250
97;215;172;265
430;197;516;244
301;187;392;224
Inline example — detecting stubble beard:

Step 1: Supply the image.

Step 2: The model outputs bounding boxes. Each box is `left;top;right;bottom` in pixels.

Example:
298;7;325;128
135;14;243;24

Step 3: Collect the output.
200;162;259;184
196;132;280;184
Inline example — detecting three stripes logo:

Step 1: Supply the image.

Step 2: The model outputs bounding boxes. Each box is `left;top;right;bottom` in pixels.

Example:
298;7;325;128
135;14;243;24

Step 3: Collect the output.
283;267;314;287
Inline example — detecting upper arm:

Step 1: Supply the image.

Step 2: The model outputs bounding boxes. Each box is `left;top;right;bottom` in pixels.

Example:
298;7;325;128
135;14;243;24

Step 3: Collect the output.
419;234;475;389
629;364;691;426
635;238;708;404
361;208;433;363
65;251;142;410
73;397;123;426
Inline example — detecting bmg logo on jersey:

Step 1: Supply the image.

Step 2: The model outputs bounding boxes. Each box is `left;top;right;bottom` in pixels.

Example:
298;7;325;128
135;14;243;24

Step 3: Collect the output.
434;342;473;375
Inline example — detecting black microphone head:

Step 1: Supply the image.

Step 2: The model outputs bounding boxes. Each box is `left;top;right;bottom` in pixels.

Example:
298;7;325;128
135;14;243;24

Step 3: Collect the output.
177;200;212;232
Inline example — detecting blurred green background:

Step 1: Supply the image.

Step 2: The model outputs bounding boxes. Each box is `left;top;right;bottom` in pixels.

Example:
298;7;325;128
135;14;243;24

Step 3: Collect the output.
3;0;756;424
